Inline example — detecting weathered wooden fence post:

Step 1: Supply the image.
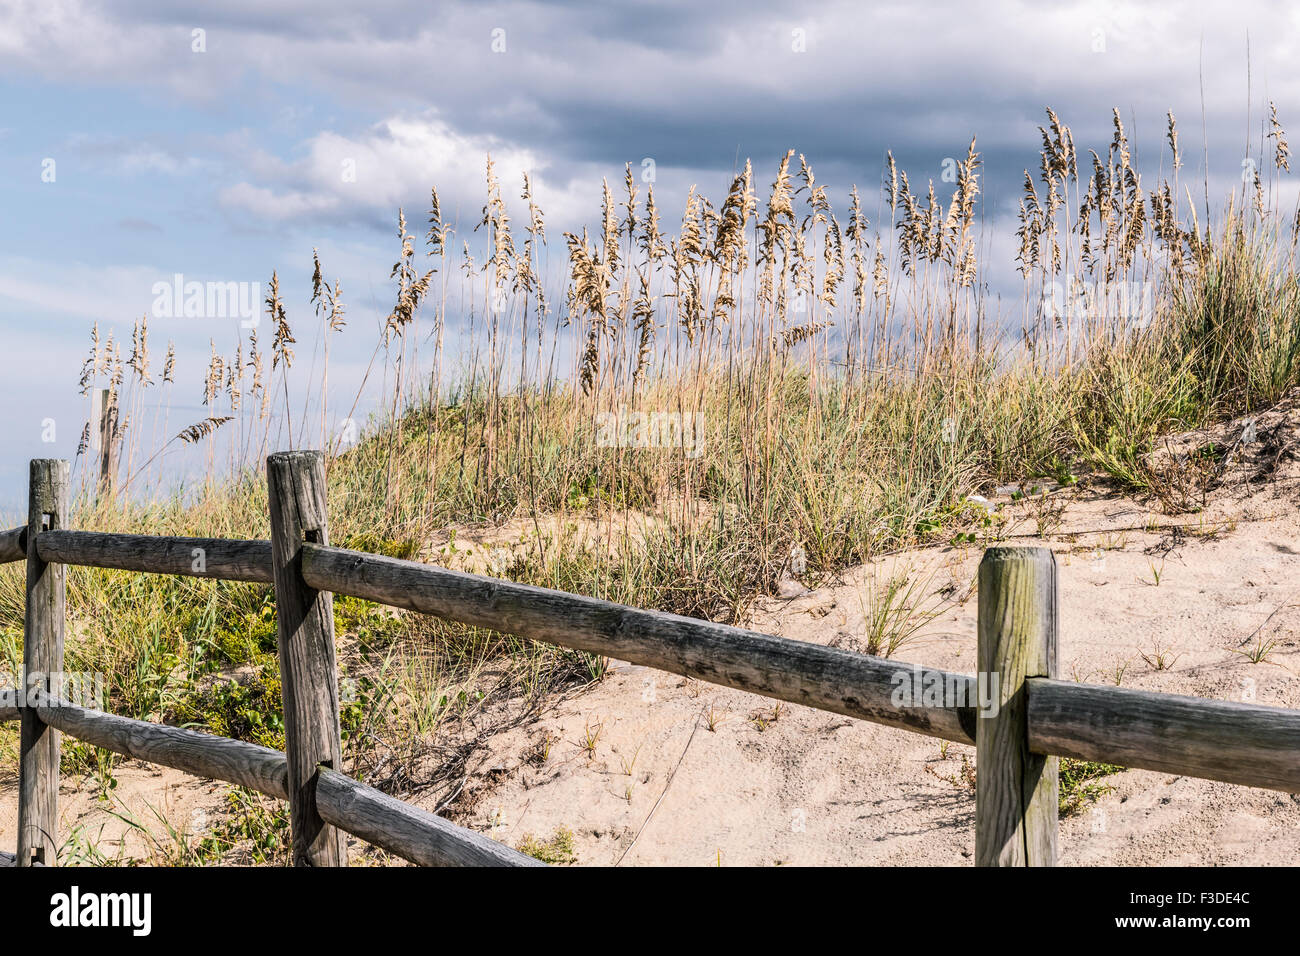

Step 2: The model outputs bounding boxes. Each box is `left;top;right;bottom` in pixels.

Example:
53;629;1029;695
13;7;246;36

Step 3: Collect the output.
18;459;68;866
95;388;119;502
267;450;346;866
976;546;1058;866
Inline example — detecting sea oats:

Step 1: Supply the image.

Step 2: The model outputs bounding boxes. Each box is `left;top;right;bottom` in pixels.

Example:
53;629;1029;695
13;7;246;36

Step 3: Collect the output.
796;153;831;229
780;319;830;348
511;172;548;357
78;322;102;395
386;209;435;340
176;416;233;444
126;315;152;385
477;156;515;295
109;339;123;390
266;271;294;370
521;174;546;246
846;186;870;313
327;280;345;331
1016;171;1044;277
631;268;655;389
311;249;346;332
672;187;705;341
621;163;639;241
427;185;451;256
1040;108;1076;184
1166;111;1183;171
713;166;753;267
896;170;922;275
310;247;323;308
564;227;610;393
1268;101;1290;172
871;244;889;300
758;150;796;270
228;340;243;414
821;216;845;308
886;151;899;213
202;339;224;407
247;329;267;421
597;177;621;282
639;184;670;263
1111;107;1131;170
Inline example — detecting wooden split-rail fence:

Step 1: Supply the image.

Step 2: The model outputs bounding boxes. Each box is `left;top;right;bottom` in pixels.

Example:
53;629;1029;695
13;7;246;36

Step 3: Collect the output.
0;452;1297;867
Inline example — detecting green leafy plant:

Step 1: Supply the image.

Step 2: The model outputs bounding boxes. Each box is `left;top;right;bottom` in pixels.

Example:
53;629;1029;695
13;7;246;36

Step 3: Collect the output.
517;826;576;865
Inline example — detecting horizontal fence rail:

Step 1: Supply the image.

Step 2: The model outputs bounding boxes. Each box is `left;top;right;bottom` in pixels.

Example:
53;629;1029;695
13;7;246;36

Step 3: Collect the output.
12;527;982;742
302;543;1300;796
10;688;535;867
28;687;289;798
35;529;273;583
8;526;1300;792
314;768;542;867
1028;679;1300;793
2;450;1298;868
0;526;23;564
302;543;981;745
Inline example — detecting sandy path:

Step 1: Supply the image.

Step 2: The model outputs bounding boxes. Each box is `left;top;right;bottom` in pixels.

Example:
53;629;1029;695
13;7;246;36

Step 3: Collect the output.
441;477;1300;865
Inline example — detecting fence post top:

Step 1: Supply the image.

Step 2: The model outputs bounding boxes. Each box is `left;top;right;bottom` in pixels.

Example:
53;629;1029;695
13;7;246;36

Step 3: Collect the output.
980;545;1056;564
267;450;324;468
29;458;68;473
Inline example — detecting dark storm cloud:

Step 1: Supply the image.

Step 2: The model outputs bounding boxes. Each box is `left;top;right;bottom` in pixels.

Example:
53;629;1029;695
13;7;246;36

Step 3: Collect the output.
8;0;1300;234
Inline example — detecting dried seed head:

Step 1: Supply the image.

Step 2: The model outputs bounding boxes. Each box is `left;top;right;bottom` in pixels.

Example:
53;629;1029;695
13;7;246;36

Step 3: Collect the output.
1269;101;1290;172
177;416;233;444
78;322;102;394
639;185;669;262
267;270;294;370
1166;111;1182;171
427;186;451;255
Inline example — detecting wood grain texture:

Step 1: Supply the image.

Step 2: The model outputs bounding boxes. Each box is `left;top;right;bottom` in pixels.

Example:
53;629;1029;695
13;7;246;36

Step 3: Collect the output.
315;769;544;867
1028;678;1300;793
300;543;980;745
32;688;289;799
36;529;272;583
97;388;119;501
19;459;68;866
976;547;1058;867
0;525;24;564
268;451;346;866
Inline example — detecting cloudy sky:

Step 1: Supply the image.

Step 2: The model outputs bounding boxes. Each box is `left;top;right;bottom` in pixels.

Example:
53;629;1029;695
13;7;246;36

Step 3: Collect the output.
0;0;1296;512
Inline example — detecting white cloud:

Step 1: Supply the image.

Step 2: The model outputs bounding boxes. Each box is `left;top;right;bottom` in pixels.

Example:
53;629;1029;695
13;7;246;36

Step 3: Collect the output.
218;111;598;229
220;182;343;221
